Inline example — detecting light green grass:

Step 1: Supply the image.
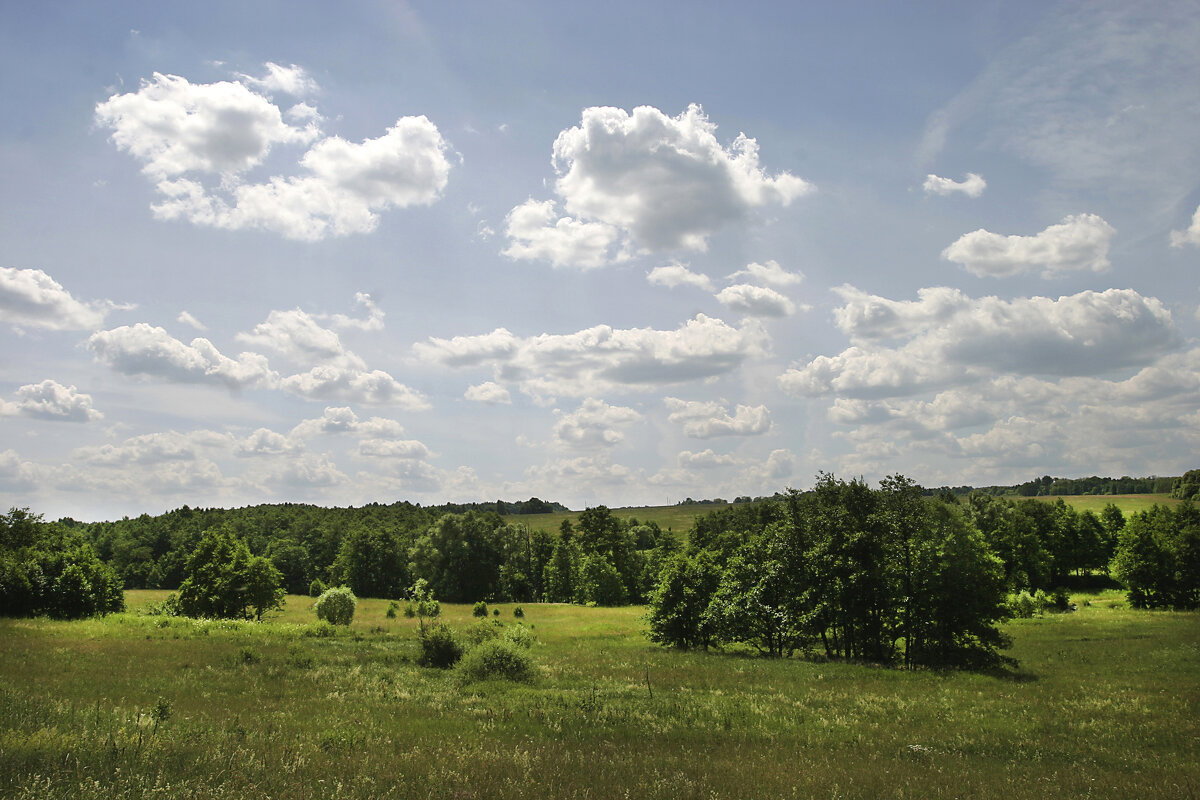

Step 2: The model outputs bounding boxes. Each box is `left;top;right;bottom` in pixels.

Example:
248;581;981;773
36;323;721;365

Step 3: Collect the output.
1027;493;1180;515
1;590;1197;799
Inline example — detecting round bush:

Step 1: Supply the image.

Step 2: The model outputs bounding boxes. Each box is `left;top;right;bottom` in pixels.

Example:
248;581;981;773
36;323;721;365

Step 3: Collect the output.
418;622;463;669
456;639;536;683
512;606;524;619
308;578;327;598
315;586;357;626
502;624;533;650
472;601;488;618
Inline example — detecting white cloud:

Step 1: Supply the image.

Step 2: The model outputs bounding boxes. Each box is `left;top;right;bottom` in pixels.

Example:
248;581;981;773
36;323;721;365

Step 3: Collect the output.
237;62;320;98
280;365;429;409
275;453;347;488
97;69;452;241
74;429;229;466
501;199;619;269
678;448;738;469
95;71;315;177
237;308;348;364
941;214;1115;278
737;448;796;487
1170;204;1200;247
647;264;714;291
0;450;37;491
726;260;803;287
358;438;433;459
177;310;206;331
323;292;385;331
922;172;986;197
664;397;772;438
0;380;102;422
552;398;642;449
289;406;408;439
716;284;796;317
87;323;277;390
235;428;298;457
464;381;512;405
0;268;125;331
782;287;1178;399
414;314;769;402
506;104;810;266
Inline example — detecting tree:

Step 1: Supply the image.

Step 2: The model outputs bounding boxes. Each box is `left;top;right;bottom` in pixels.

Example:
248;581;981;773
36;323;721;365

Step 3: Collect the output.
646;550;722;650
177;527;284;620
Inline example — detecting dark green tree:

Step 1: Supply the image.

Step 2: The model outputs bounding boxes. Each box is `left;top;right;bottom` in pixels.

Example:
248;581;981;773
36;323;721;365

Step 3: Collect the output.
177;527;284;620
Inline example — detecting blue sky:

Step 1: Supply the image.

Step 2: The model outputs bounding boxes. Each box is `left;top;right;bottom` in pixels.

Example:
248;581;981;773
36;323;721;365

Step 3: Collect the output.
2;0;1198;520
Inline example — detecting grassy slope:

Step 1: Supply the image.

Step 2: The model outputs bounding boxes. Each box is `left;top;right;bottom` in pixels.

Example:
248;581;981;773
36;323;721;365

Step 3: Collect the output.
1;590;1197;799
1028;493;1181;514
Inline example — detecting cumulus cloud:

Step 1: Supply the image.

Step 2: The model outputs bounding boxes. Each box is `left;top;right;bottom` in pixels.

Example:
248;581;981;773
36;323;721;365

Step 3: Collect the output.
552;398;642;449
464;381;512;405
322;292;385;331
414;314;768;402
941;213;1115;278
288;406;408;439
678;448;739;469
501;199;619;269
716;284;796;317
1170;204;1200;247
0;449;37;491
0;380;102;422
506;104;810;266
922;172;986;197
87;323;277;390
781;286;1178;399
358;438;433;459
664;397;772;438
281;365;429;408
96;68;452;241
0;267;126;331
237;308;347;364
235;428;298;457
726;260;803;287
275;453;347;488
646;264;714;291
74;429;229;466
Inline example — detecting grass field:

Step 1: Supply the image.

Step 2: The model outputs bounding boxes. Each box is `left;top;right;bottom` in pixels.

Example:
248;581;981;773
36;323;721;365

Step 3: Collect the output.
1;590;1197;799
506;494;1183;537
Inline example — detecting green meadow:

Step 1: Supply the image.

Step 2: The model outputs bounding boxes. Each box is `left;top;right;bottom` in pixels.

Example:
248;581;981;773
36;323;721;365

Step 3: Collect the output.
2;589;1197;799
1029;493;1181;515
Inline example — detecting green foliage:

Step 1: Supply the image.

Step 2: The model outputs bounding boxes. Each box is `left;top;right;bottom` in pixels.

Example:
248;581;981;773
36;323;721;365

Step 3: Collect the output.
512;606;524;618
0;508;124;620
455;638;536;683
646;550;722;649
1111;502;1200;609
417;622;462;668
177;528;284;620
1007;590;1037;618
386;600;399;619
472;601;488;618
314;586;357;626
575;553;626;605
462;618;504;648
1173;469;1200;500
308;578;326;598
502;623;534;649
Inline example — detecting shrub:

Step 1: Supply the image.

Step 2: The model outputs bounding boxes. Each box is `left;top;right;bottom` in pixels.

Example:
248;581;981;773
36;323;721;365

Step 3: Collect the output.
1032;589;1051;614
502;624;534;649
513;606;524;619
386;600;399;619
472;601;488;618
315;586;357;626
1050;587;1072;611
309;579;327;598
417;622;462;669
493;608;500;617
1007;590;1037;619
403;602;416;618
463;618;504;648
456;639;536;683
305;621;336;638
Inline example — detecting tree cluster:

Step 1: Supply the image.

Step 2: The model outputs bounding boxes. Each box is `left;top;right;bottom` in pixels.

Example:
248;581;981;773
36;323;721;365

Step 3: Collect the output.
0;508;124;619
649;476;1013;669
1111;502;1200;609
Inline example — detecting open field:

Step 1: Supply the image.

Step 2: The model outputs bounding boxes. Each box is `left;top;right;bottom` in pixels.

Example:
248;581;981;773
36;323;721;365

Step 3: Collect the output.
504;503;727;535
2;590;1197;799
1028;493;1181;515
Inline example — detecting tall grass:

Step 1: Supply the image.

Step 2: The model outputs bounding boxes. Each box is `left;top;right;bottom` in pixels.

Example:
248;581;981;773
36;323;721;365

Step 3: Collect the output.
1;590;1196;798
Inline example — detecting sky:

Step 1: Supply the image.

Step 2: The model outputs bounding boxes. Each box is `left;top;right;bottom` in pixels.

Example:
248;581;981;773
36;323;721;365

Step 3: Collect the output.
2;0;1199;521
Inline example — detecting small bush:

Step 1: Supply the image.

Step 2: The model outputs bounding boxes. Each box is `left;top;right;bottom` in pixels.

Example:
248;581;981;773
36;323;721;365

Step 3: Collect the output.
456;639;536;683
403;602;416;618
472;601;489;618
1032;589;1051;614
1050;587;1072;611
308;578;327;598
142;592;182;617
315;586;356;626
463;618;504;648
386;600;399;619
305;621;337;638
513;606;524;619
493;608;500;617
232;647;260;666
418;623;462;669
502;624;534;650
1007;590;1036;619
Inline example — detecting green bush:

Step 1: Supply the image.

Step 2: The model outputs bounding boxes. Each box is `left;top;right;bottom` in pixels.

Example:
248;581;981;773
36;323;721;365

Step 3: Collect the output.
386;600;399;619
1007;590;1037;619
315;586;357;626
493;608;500;616
417;622;462;669
309;578;327;598
472;601;488;618
456;639;536;683
403;602;416;618
513;606;524;618
502;624;534;649
463;618;504;648
1050;587;1072;611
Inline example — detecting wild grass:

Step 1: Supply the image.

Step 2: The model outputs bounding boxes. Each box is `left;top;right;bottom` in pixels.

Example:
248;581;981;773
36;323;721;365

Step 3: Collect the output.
1;590;1196;799
1027;493;1180;514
